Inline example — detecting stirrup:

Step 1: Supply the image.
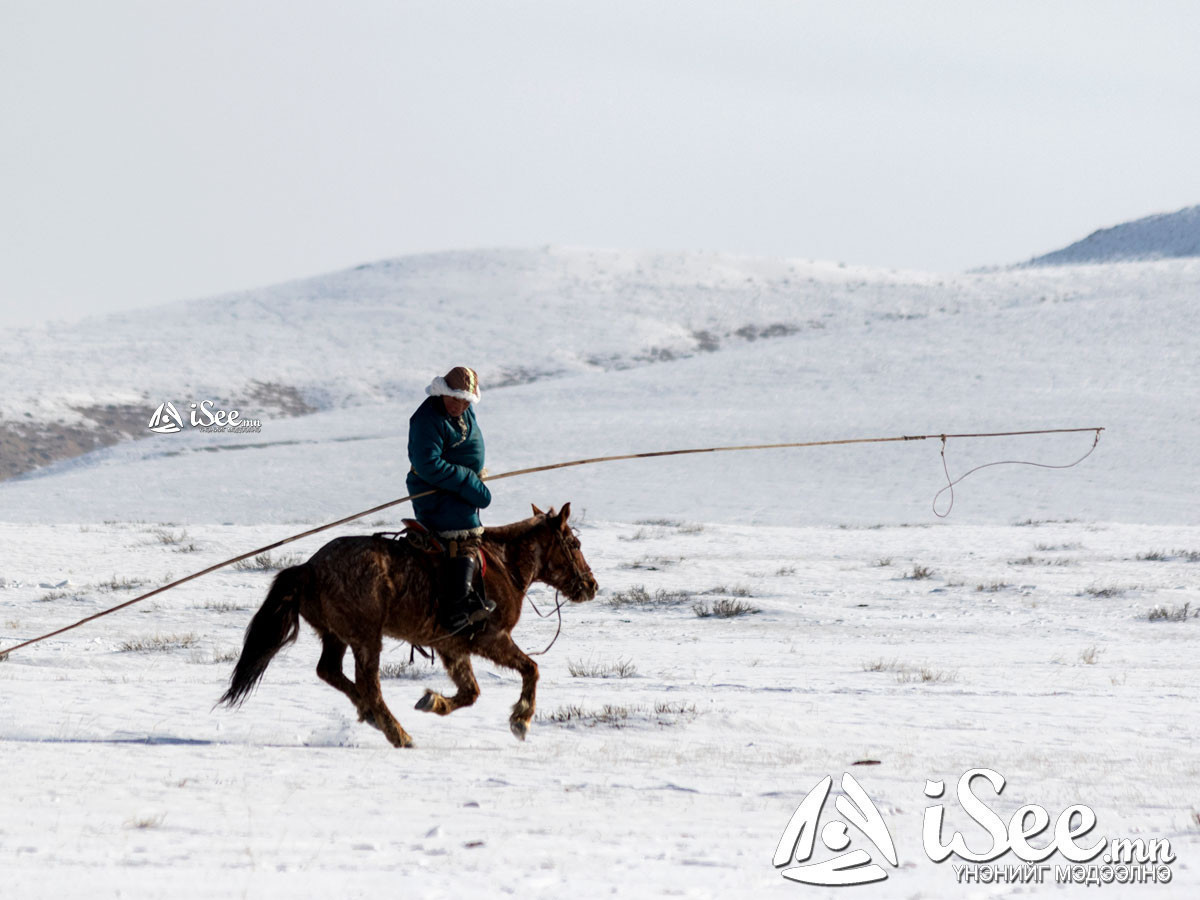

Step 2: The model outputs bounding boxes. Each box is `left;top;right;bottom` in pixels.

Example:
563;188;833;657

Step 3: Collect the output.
443;593;495;633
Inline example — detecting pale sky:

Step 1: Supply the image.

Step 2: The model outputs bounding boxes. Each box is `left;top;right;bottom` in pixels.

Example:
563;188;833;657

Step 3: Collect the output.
2;0;1198;327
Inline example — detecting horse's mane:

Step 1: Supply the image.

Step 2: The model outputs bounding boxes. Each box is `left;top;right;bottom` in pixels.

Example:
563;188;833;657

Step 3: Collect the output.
482;514;547;543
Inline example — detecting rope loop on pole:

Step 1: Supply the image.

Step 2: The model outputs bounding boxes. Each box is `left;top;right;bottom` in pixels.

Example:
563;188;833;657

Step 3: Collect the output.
932;428;1103;518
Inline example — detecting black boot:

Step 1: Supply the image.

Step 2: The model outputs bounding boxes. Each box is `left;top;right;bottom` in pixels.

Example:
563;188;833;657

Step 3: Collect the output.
439;554;495;633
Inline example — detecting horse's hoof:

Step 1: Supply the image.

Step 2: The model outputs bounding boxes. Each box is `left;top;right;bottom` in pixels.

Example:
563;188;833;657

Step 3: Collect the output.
509;719;529;742
394;734;415;749
414;690;438;713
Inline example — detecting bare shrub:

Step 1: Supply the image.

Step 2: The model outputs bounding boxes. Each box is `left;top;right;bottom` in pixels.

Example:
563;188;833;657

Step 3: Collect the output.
149;528;189;546
1010;556;1074;567
693;598;760;618
904;565;933;580
233;552;302;572
1138;549;1200;562
36;588;83;603
607;585;650;608
862;658;900;673
606;586;691;609
1148;602;1195;622
1083;585;1125;599
976;581;1010;593
567;658;638;678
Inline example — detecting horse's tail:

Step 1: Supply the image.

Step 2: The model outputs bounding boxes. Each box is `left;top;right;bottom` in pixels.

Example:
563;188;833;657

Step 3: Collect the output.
218;564;310;708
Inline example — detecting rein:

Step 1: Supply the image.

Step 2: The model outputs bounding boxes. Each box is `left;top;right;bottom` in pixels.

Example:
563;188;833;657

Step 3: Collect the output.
525;590;566;656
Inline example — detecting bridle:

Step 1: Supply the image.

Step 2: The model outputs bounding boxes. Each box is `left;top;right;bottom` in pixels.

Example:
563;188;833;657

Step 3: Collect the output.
549;524;595;600
522;524;592;656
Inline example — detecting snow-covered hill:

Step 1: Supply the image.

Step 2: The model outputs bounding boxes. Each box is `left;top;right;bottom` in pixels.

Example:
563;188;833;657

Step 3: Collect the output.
3;245;1199;491
1023;204;1200;266
0;247;965;478
0;247;936;426
2;250;1196;525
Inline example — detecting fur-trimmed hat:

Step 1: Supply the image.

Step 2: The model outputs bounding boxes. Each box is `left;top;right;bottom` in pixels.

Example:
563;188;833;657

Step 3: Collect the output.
426;366;481;404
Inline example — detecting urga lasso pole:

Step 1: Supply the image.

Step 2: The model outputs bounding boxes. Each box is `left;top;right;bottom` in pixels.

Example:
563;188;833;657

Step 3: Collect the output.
0;426;1103;658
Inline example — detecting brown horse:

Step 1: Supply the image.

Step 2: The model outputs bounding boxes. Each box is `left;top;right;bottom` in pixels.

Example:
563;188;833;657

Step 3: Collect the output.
218;504;597;747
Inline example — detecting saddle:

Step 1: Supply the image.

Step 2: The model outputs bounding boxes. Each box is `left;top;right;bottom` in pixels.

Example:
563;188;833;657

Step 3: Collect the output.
373;521;489;628
374;520;487;578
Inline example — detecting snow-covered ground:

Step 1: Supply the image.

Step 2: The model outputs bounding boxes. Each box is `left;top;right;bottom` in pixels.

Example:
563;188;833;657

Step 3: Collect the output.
1;248;1197;897
1;520;1197;897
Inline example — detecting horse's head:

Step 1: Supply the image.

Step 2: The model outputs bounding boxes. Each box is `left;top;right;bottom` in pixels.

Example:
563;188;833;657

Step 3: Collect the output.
532;503;598;603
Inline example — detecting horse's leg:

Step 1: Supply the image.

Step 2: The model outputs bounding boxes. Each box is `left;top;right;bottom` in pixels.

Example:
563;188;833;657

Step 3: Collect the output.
414;647;480;716
473;631;539;741
351;640;413;748
315;632;365;715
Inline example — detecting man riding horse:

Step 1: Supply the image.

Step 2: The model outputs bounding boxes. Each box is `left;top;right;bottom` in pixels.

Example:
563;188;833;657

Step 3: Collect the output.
407;366;496;633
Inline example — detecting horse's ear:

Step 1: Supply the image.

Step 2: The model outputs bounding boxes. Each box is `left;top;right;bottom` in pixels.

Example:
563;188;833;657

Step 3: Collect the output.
559;502;572;523
531;503;544;516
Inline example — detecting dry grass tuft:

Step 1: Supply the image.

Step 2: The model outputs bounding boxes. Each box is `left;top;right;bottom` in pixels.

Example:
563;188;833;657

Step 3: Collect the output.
538;701;698;729
99;575;148;592
125;813;166;829
196;600;250;613
148;528;189;546
1083;584;1126;599
118;633;199;652
976;581;1010;593
379;660;432;679
863;658;957;684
